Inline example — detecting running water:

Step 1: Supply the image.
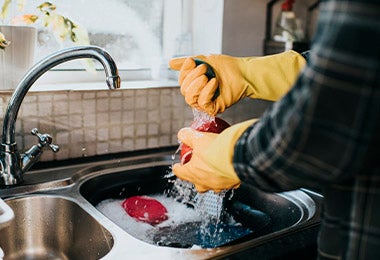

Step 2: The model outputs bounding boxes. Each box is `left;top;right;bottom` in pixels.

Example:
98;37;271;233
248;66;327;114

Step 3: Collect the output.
168;109;247;246
191;109;216;129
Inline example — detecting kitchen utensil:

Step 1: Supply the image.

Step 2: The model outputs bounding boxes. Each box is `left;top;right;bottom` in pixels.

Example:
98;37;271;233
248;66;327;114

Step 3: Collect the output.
122;196;168;225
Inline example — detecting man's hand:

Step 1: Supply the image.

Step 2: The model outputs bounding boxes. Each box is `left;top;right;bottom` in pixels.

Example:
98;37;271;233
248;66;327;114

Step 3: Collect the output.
173;127;241;193
169;51;306;116
173;119;258;193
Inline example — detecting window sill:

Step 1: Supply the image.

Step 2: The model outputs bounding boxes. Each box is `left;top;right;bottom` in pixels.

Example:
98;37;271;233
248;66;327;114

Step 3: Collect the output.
29;79;179;92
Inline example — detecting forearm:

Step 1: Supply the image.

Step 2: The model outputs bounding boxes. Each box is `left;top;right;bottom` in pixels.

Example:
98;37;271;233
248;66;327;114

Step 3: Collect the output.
233;0;380;192
300;51;310;63
241;50;306;101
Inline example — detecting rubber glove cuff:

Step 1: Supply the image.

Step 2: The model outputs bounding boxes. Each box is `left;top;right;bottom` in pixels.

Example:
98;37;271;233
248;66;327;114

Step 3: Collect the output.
205;118;259;182
169;51;306;116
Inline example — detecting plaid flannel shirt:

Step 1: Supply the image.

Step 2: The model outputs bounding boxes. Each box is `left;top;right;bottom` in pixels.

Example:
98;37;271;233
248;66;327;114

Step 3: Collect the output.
233;0;380;259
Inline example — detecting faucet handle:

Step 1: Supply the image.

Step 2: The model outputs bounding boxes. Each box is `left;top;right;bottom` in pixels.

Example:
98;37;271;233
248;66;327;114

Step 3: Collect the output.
31;128;60;153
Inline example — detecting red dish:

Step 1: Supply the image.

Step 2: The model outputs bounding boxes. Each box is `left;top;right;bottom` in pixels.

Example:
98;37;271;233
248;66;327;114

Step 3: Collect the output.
122;196;168;225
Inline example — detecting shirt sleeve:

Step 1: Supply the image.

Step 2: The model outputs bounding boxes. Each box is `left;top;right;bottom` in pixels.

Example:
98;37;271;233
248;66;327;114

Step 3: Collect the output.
300;51;310;63
233;0;380;192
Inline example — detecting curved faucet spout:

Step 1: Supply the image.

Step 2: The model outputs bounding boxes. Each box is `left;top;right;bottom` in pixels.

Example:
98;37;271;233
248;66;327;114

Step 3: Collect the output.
1;45;120;185
2;45;120;145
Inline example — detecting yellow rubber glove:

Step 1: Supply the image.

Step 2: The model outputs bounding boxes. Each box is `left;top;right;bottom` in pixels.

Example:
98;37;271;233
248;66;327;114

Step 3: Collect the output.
169;50;306;116
172;119;258;193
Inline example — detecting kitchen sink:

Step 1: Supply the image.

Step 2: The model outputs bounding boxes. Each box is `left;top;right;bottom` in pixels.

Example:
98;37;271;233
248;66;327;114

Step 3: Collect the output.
80;164;319;250
0;195;113;260
0;148;322;259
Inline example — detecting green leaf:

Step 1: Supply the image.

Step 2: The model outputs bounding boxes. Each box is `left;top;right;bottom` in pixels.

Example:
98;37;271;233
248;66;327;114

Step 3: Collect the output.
1;0;13;19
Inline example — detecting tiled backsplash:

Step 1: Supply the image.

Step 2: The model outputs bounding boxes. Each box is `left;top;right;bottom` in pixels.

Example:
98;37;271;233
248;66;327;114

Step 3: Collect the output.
0;86;270;162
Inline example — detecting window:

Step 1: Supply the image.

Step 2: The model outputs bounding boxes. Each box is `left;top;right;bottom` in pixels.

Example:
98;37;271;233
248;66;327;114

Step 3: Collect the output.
11;0;223;83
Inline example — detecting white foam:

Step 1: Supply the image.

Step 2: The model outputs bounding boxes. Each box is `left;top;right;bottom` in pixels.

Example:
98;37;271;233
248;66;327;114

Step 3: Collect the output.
96;194;201;244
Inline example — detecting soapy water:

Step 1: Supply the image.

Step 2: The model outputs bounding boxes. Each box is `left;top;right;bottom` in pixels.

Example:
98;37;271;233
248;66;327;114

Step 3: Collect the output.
96;194;252;248
96;165;252;248
96;195;201;244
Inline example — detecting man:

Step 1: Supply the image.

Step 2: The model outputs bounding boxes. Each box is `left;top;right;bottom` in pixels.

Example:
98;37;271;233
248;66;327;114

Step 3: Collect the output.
169;0;379;259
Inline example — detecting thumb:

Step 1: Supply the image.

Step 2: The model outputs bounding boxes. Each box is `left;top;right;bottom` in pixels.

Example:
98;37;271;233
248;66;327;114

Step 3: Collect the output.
169;55;209;70
177;127;198;148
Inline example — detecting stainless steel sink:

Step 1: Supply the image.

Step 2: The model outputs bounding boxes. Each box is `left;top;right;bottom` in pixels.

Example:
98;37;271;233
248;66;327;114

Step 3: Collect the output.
0;195;113;260
0;148;322;259
79;164;319;249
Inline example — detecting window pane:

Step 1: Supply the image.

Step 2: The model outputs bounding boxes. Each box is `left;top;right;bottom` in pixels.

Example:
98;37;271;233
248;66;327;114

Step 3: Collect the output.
5;0;223;84
22;0;164;70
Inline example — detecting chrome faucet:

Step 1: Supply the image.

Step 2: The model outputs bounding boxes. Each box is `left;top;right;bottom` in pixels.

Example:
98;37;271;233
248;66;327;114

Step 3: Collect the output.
0;46;121;186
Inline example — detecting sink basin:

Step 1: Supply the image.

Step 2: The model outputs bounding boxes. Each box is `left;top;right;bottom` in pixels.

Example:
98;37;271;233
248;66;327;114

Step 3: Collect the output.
0;148;322;259
80;164;318;249
0;195;114;260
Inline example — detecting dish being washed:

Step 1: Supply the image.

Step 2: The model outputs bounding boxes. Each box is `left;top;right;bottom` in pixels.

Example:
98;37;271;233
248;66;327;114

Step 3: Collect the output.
180;115;230;164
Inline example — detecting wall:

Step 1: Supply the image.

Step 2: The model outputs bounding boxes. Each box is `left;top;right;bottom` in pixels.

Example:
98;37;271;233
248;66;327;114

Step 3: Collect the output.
0;88;266;162
222;0;319;56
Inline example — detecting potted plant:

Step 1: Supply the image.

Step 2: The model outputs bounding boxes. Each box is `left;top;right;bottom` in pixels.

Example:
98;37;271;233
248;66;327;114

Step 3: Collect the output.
0;1;90;89
1;1;90;48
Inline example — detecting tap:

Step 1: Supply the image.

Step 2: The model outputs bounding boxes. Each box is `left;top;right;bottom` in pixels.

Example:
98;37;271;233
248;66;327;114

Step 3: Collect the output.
1;45;121;186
